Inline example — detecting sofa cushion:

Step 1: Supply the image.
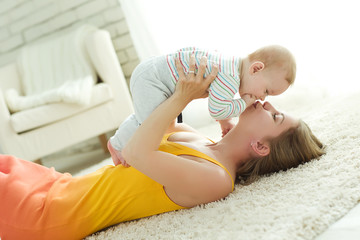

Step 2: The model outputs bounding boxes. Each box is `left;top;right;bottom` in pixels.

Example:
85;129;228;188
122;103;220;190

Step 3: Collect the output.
10;83;113;133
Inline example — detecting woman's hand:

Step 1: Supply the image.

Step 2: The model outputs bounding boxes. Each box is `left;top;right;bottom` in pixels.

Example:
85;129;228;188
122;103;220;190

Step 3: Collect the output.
174;54;218;103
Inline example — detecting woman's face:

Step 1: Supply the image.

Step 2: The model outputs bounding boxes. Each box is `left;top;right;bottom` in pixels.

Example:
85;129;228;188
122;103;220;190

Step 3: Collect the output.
238;101;298;140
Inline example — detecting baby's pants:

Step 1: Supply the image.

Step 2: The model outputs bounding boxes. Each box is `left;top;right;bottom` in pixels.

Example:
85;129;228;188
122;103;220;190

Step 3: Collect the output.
110;56;175;151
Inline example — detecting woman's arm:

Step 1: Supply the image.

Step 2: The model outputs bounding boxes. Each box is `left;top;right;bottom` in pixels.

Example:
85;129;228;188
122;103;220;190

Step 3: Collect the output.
166;121;202;134
124;55;214;154
122;56;230;205
123;54;215;158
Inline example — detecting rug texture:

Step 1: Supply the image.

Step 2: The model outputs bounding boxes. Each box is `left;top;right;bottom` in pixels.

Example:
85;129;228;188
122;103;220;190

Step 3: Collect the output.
81;88;360;240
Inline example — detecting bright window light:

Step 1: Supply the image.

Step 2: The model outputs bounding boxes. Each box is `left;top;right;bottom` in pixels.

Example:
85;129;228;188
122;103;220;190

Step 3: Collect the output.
124;0;360;97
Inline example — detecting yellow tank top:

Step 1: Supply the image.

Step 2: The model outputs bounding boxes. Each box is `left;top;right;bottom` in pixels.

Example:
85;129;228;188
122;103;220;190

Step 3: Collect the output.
2;133;234;240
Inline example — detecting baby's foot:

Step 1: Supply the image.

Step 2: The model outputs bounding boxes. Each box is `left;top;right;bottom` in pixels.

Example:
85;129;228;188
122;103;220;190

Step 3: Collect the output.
107;140;130;167
115;151;130;167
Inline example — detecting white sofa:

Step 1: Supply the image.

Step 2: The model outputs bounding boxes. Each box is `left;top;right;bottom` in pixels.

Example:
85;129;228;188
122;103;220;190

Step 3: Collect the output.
0;29;134;162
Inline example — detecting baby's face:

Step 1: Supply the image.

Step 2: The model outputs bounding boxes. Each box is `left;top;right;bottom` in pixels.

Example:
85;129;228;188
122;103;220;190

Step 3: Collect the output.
240;69;290;101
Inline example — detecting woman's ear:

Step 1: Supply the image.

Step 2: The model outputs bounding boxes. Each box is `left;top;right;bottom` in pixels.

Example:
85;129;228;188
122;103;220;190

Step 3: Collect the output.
250;61;265;74
251;140;270;157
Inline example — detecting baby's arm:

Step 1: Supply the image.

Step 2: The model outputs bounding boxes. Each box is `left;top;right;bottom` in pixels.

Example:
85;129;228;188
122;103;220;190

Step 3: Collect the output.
209;94;256;120
241;94;257;108
214;94;256;136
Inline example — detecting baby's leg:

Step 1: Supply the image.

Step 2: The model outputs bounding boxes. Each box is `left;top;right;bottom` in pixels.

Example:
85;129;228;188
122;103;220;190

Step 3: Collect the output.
109;114;139;149
109;56;174;165
129;57;174;124
108;115;140;167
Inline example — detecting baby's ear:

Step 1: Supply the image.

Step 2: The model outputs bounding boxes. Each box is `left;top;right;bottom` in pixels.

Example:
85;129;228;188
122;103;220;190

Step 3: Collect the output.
250;61;265;73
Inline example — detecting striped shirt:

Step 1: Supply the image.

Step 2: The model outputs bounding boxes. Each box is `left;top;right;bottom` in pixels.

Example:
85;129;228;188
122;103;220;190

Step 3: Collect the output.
166;47;246;120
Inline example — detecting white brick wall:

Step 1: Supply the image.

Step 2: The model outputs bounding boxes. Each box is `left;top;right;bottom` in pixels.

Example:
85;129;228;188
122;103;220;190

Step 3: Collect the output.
0;0;141;160
0;0;140;82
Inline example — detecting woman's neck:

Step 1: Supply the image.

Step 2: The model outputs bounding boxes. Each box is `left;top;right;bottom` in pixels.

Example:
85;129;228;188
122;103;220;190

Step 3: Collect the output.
207;130;251;175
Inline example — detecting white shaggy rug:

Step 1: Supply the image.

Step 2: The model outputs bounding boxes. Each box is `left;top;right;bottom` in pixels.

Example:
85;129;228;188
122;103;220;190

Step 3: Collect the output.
78;87;360;240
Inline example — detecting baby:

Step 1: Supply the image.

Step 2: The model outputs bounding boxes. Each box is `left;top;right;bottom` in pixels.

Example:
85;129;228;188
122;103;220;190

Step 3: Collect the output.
108;45;296;166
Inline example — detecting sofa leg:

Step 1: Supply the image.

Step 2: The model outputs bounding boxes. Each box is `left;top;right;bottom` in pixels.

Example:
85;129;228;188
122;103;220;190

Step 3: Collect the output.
34;159;42;165
99;133;109;153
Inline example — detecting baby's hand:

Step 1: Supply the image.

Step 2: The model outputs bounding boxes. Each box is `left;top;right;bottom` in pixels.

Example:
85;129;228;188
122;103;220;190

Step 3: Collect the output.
107;140;130;167
218;119;235;137
242;94;257;107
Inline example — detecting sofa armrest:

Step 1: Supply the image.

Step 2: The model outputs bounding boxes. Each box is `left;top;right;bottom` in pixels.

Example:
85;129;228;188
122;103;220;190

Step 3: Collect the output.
0;88;18;153
85;30;127;90
0;89;11;123
85;29;133;116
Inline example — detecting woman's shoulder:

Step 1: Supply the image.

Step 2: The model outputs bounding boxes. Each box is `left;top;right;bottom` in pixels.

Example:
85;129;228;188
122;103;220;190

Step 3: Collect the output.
164;132;233;207
165;163;233;207
167;131;212;145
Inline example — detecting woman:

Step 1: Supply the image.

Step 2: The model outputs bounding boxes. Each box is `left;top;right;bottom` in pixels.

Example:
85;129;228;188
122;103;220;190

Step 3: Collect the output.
0;56;324;240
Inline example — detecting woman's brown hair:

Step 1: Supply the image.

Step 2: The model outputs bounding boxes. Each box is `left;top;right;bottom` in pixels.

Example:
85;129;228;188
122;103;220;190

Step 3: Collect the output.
237;120;325;185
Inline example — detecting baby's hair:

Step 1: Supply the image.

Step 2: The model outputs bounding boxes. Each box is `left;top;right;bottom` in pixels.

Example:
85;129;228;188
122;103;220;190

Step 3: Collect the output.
248;45;296;85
